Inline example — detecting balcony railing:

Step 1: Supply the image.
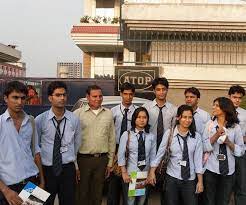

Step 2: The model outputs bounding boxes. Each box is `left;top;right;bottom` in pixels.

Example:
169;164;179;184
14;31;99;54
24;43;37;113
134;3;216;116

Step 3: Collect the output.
80;16;120;24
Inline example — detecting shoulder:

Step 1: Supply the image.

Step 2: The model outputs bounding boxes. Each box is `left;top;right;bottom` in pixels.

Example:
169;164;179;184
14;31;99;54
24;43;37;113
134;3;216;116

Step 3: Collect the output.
238;107;246;116
35;110;49;121
142;101;153;108
166;102;177;111
65;110;80;122
111;104;120;114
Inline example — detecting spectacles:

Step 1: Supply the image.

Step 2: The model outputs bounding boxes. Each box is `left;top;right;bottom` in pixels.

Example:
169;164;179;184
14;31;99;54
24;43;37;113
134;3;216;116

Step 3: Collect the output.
52;93;67;97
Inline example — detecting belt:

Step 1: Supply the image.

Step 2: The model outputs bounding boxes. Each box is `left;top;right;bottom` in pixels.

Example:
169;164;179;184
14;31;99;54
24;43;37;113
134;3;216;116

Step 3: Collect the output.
78;153;107;158
11;175;39;186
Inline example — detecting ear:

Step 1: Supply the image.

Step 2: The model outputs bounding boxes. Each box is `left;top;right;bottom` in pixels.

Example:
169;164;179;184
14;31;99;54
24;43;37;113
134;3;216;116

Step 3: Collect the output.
176;116;181;121
48;95;52;103
120;92;123;97
4;95;8;104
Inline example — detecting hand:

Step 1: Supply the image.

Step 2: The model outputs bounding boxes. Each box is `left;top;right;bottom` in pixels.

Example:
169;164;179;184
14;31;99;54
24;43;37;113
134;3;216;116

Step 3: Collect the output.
2;187;23;205
105;166;112;179
38;181;45;190
195;181;204;194
216;127;225;138
76;169;80;184
122;172;131;183
146;170;156;186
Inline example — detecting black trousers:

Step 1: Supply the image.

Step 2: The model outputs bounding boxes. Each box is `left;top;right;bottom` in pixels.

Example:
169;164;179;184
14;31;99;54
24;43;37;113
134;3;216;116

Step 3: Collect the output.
43;162;76;205
203;170;234;205
165;174;197;205
107;174;127;205
235;153;246;205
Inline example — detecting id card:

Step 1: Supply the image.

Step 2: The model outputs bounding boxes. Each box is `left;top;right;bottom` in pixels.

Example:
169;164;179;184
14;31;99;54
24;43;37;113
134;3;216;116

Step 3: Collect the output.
60;146;68;153
217;154;226;161
179;160;187;167
137;160;146;167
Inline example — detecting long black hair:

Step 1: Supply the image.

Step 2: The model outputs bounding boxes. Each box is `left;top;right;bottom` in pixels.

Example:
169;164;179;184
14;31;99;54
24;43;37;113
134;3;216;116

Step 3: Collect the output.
131;107;150;133
176;104;196;137
213;97;239;128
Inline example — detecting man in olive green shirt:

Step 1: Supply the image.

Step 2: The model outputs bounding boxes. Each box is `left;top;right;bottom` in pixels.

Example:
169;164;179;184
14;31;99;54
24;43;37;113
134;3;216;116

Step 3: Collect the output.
74;85;116;205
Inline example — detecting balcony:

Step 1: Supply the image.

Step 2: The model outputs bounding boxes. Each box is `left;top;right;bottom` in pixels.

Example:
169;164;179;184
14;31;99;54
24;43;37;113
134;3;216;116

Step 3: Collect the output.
71;16;123;53
122;1;246;33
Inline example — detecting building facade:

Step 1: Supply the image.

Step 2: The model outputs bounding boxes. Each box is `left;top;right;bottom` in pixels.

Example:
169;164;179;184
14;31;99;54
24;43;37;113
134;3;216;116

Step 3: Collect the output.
57;62;83;78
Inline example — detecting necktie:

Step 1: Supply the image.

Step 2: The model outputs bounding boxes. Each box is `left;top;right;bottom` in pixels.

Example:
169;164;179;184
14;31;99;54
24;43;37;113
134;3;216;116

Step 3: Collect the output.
157;106;164;151
215;126;229;175
120;108;129;137
138;131;146;171
180;136;190;180
52;117;64;176
219;144;229;175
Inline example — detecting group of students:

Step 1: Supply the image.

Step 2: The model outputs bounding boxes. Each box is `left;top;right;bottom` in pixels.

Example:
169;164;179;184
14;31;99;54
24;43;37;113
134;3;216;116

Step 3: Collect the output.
108;78;246;205
0;78;245;205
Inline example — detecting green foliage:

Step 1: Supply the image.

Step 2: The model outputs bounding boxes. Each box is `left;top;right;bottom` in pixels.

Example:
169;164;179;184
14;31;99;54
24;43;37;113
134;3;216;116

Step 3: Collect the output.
240;96;246;109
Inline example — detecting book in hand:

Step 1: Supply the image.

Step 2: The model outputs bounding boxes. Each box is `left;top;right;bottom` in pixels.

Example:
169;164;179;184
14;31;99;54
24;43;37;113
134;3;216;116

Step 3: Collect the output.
128;171;147;197
19;182;50;205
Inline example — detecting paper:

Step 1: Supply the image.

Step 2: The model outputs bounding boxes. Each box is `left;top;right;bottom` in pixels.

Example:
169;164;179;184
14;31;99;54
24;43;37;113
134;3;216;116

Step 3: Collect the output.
128;171;147;197
19;182;50;205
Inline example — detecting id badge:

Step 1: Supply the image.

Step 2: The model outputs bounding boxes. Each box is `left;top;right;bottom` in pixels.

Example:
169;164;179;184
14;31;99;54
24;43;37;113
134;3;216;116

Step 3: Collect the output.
217;154;226;161
179;160;187;167
60;146;68;153
138;160;146;167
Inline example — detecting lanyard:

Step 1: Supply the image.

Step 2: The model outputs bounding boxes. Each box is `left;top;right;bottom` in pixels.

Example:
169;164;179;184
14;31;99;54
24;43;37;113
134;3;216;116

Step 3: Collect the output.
52;117;67;140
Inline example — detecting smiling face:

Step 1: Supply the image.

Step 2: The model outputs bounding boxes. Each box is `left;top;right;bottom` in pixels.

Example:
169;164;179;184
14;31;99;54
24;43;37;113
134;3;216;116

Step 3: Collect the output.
212;100;224;117
177;110;193;130
86;89;103;110
4;90;26;113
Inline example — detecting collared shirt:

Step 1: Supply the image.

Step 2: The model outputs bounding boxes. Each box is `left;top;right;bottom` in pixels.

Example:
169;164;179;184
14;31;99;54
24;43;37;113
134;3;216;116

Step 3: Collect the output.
237;107;246;148
111;103;137;144
142;99;177;136
0;110;40;185
118;129;156;174
74;104;116;167
151;127;203;181
202;119;244;175
35;109;81;166
193;107;211;136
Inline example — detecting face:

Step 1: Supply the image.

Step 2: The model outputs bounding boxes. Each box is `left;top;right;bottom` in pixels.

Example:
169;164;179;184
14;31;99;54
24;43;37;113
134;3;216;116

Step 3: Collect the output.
28;89;36;97
229;92;243;108
185;92;199;108
177;110;193;129
135;111;148;130
212;100;224;117
154;84;168;101
4;91;26;113
48;88;67;108
86;89;103;110
121;89;134;106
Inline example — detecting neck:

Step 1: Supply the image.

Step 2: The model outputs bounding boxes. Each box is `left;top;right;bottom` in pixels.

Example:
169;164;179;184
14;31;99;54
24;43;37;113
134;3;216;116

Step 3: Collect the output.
8;108;24;120
156;98;166;107
52;107;65;119
122;102;132;108
136;126;144;131
217;115;226;126
193;105;198;111
177;125;189;136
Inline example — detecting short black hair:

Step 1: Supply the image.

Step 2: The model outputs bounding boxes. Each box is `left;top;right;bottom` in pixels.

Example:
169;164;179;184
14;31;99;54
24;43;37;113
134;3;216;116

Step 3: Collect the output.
86;85;102;95
184;87;201;98
152;77;169;90
4;81;28;97
47;81;67;96
131;107;150;133
120;82;135;93
228;85;245;96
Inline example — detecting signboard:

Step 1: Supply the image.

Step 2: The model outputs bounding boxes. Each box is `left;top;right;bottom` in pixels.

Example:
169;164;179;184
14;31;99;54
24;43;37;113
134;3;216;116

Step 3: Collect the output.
115;66;159;94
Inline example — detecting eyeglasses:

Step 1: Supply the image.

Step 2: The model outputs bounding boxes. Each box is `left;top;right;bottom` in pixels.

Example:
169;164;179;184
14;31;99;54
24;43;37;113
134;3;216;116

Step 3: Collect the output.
52;93;67;97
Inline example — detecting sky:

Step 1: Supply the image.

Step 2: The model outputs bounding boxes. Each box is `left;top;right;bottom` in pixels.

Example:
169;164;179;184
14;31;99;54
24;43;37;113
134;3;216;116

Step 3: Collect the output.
0;0;83;77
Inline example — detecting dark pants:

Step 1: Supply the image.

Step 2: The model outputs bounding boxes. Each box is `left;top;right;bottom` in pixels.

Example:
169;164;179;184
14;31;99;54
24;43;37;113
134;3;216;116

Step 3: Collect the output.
0;176;39;205
43;162;76;205
144;179;165;205
165;174;197;205
203;170;234;205
77;153;108;205
235;152;246;205
107;174;127;205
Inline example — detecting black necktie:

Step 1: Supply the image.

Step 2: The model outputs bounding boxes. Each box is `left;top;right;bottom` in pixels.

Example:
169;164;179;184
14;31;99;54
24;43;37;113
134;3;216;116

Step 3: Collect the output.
180;136;190;180
138;131;146;171
215;126;229;175
52;118;64;176
157;106;164;151
120;108;129;137
219;144;229;175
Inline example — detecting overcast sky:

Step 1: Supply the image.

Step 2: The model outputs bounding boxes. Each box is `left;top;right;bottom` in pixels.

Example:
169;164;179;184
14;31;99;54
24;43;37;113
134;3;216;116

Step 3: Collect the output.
0;0;83;77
